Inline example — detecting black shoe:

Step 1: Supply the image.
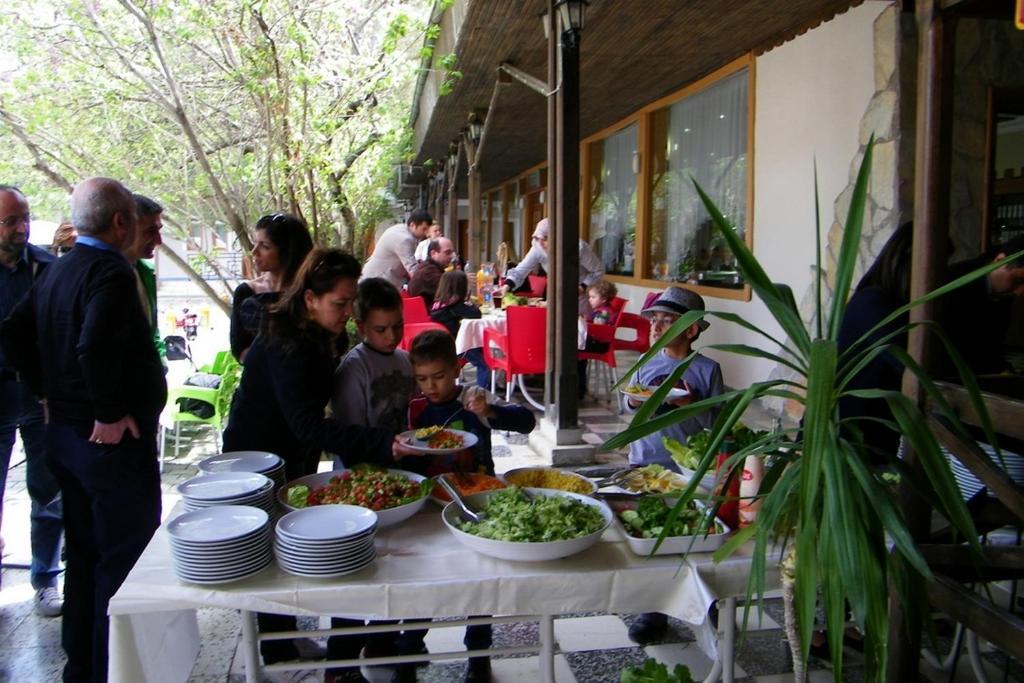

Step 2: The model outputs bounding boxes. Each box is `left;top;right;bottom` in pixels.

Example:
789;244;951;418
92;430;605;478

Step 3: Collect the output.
402;643;429;668
627;612;669;645
325;669;369;683
390;664;417;683
465;657;491;682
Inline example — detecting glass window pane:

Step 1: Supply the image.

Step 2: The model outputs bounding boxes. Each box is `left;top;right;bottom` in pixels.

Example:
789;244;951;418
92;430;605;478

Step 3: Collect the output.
589;123;638;276
509;183;522;259
489;191;502;260
649;69;747;289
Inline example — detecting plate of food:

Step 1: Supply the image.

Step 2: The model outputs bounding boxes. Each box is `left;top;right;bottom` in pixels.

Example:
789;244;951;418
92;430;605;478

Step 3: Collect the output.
619;383;689;402
610;464;710;497
398;427;479;454
278;466;432;526
430;472;507;505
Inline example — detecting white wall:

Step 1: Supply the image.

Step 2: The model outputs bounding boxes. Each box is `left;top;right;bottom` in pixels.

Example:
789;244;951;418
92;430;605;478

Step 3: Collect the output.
616;2;889;389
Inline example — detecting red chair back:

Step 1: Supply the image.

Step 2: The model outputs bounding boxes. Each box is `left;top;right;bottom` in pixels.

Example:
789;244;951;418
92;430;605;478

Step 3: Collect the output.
402;296;431;324
400;321;449;352
526;274;548;298
612;312;651;354
505;306;547;374
608;296;627;323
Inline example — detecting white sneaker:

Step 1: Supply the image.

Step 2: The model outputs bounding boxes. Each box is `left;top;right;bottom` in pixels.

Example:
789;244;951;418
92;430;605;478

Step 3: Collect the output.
35;587;63;617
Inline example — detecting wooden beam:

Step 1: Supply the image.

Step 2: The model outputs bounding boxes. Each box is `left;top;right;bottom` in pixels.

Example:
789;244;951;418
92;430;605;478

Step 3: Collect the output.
920;544;1024;582
498;62;549;97
890;1;958;678
934;381;1024;442
928;416;1024;520
928;574;1024;661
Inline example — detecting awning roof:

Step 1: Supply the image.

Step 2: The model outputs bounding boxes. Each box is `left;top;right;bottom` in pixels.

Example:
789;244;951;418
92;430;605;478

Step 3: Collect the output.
412;0;867;191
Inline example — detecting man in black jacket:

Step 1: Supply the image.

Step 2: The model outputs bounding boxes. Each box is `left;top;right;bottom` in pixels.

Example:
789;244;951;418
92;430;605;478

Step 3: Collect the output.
0;185;63;615
0;177;166;683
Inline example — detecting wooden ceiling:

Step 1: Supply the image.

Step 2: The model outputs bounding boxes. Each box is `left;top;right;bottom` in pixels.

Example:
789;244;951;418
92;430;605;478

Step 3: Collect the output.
413;0;866;191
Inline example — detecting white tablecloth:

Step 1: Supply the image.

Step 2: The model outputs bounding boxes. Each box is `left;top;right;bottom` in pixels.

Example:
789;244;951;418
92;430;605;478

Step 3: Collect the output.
108;510;773;683
455;312;587;355
455;314;506;354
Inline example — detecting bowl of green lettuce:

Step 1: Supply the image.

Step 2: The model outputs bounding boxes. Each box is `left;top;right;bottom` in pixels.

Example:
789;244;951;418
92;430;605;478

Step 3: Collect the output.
441;487;612;561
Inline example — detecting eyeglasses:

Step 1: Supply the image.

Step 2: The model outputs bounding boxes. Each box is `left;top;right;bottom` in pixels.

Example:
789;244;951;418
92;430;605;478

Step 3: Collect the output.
0;213;31;229
648;314;680;327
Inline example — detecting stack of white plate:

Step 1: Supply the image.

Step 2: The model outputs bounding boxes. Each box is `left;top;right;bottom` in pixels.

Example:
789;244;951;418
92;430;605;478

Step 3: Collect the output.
199;451;286;489
945;443;1024;500
274;505;378;578
167;505;272;584
178;471;275;514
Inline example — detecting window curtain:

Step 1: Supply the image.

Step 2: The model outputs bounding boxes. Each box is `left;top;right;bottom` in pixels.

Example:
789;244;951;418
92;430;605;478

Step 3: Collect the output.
657;69;747;281
591;123;638;275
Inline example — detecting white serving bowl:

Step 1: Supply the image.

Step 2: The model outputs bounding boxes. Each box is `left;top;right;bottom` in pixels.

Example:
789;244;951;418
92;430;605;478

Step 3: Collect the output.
277;469;431;527
441;488;612;562
500;467;598;496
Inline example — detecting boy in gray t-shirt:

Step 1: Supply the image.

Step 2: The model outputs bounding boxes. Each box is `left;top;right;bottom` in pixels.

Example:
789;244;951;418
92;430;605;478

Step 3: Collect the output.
624;287;724;470
333;278;416;447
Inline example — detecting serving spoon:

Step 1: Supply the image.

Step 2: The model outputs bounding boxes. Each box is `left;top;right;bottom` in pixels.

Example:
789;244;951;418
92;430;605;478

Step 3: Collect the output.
438;474;485;524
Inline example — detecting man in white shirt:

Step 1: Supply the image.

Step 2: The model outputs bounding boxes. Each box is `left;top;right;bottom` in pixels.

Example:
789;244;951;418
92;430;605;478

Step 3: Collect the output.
362;209;432;289
414;221;442;262
501;217;605;315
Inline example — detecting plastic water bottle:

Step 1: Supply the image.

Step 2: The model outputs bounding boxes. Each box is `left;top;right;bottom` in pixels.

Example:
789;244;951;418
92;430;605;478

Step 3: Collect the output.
482;282;494;309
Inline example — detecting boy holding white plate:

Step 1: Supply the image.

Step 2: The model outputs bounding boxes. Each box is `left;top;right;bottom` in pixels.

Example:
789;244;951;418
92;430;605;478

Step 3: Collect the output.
392;328;535;682
624;287;725;646
624;287;724;472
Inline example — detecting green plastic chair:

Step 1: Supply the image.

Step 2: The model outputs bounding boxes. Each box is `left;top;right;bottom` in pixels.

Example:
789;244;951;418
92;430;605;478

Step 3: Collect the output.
159;358;241;468
198;349;232;375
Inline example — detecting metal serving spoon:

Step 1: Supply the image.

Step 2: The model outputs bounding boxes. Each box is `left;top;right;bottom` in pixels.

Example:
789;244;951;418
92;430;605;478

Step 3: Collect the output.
438;474;485;524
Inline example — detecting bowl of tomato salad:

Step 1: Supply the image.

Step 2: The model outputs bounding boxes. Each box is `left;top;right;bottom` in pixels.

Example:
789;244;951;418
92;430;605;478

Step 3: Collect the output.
278;466;433;527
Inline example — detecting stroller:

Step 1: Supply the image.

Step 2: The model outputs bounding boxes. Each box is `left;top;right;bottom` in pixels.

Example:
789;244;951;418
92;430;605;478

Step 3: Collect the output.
164;335;194;368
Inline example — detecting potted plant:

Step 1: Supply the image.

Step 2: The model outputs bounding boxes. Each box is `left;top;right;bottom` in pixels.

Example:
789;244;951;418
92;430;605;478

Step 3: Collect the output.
603;138;1010;680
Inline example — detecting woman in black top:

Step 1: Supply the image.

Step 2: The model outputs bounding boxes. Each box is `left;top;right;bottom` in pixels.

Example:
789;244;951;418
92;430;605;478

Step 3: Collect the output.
430;270;491;387
222;248;418;669
230;213;313;362
837;222;913;466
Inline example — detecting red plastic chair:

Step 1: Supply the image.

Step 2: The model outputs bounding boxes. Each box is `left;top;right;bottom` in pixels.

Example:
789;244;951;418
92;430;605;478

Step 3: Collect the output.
612;312;651;354
399;322;449;352
580;296;628;409
402;296;431;324
482;306;547;409
526;274;548;298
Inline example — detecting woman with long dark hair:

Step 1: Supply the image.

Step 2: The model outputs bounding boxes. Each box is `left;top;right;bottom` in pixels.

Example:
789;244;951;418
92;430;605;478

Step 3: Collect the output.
836;221;914;464
222;248;418;671
230;212;314;362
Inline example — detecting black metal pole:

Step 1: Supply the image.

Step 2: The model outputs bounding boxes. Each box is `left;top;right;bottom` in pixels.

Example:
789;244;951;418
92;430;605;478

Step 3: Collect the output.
554;25;580;430
544;2;558;411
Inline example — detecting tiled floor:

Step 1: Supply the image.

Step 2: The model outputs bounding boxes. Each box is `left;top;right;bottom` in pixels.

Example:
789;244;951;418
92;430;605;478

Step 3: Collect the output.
1;351;1019;681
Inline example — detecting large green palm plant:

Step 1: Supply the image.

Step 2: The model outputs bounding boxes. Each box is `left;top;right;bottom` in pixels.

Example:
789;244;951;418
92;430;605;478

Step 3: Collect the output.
603;138;1013;679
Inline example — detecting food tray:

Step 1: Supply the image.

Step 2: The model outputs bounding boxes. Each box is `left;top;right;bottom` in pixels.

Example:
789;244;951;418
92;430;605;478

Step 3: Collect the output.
612;501;730;556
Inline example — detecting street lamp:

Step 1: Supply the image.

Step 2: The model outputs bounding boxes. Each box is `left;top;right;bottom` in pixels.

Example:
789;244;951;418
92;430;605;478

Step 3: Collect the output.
467;113;484;145
554;0;588;34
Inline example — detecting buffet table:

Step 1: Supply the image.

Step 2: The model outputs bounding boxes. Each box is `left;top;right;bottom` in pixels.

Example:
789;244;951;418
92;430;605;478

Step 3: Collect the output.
108;508;776;683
